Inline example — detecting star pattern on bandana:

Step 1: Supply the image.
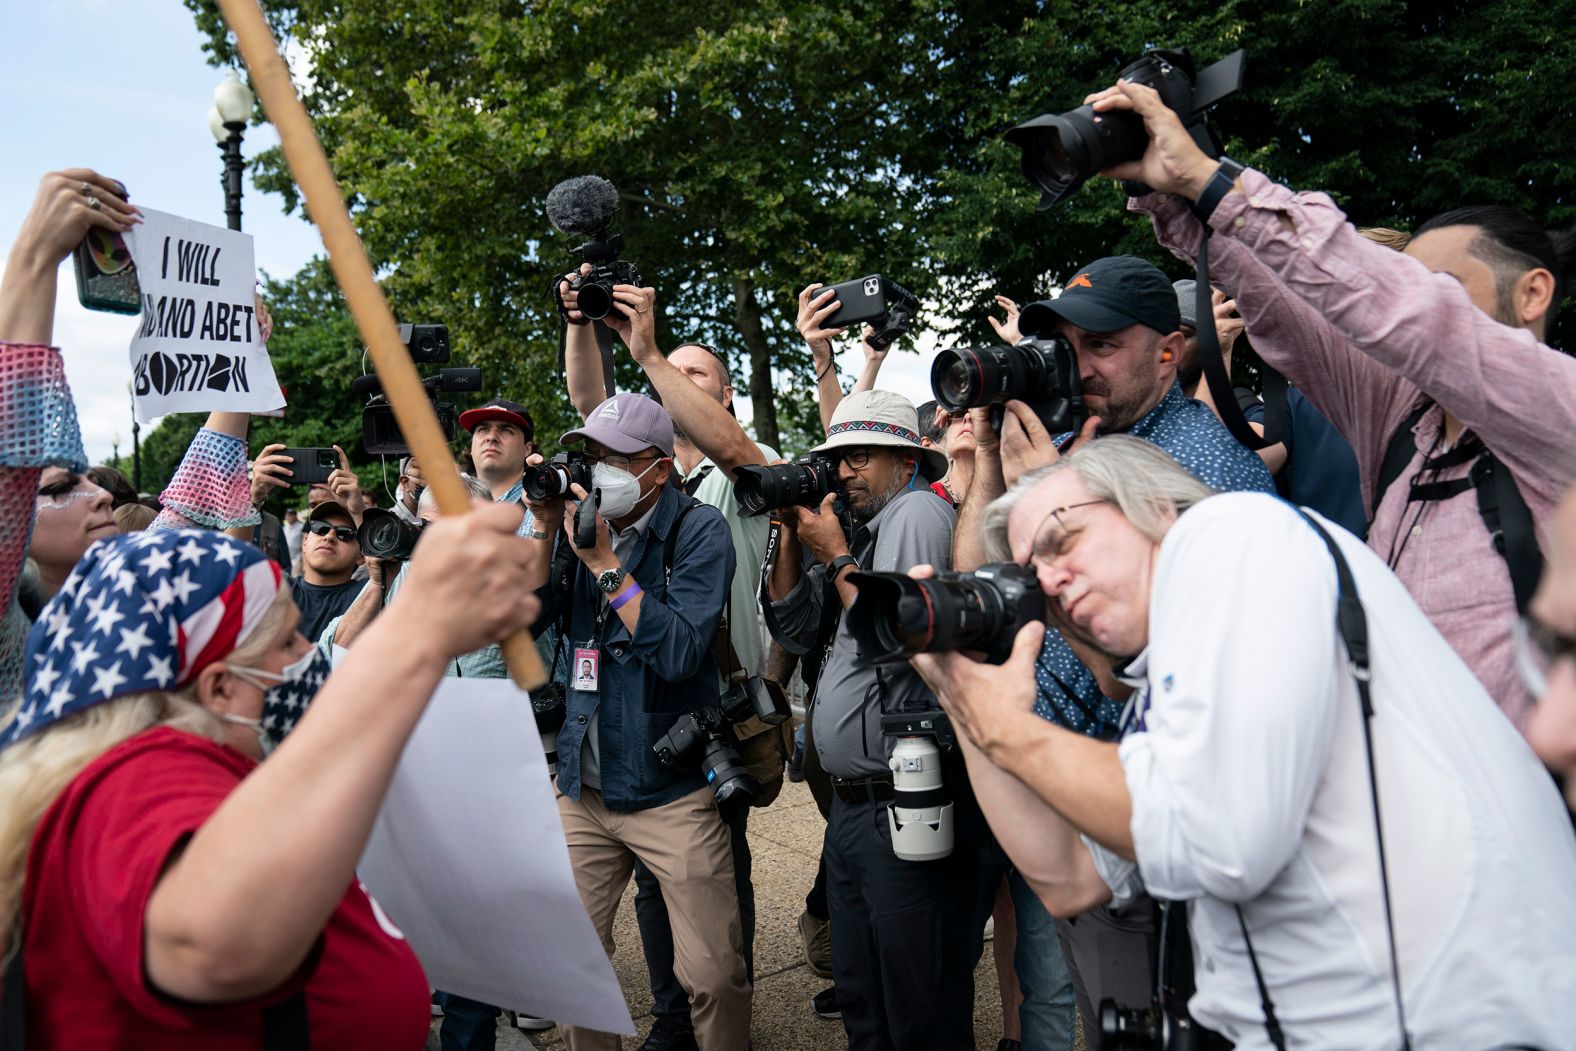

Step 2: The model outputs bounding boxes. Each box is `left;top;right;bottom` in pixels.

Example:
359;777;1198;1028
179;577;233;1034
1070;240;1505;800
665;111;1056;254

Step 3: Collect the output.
5;530;280;751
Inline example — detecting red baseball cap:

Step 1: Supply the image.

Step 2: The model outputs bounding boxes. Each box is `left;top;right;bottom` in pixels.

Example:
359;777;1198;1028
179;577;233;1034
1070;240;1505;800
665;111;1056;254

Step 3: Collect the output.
459;398;534;440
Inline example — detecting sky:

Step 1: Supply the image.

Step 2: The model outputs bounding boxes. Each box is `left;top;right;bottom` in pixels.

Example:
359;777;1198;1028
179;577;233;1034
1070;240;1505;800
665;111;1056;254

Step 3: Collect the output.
0;0;939;465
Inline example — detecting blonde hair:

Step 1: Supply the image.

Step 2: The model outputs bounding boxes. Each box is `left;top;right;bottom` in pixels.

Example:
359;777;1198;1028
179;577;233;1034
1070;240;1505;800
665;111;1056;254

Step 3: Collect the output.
1359;226;1411;252
113;503;156;532
0;584;293;947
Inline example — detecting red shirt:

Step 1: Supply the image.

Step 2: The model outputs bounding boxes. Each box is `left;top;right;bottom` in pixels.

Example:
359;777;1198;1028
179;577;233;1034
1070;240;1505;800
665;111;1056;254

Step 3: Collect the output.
20;726;429;1049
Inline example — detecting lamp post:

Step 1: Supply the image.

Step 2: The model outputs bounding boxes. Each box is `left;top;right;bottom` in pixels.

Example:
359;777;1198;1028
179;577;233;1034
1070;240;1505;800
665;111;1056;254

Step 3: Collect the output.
208;69;255;231
128;381;141;493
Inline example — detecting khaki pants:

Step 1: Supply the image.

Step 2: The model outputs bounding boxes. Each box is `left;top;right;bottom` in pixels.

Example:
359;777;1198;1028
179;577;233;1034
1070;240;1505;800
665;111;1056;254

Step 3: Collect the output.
556;785;752;1051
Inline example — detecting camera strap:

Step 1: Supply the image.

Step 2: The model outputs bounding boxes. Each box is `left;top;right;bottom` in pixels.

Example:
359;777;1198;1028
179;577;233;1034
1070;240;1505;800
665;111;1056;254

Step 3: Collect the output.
1194;225;1289;452
1235;509;1411;1051
759;515;811;656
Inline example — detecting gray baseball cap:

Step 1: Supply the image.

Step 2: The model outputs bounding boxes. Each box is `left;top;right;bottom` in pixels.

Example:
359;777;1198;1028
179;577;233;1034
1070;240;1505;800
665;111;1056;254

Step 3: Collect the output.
1173;279;1198;331
560;392;675;457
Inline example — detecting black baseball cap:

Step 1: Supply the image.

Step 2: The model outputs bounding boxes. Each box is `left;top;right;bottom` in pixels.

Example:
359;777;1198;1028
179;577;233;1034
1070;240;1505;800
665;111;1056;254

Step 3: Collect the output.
459;398;534;440
1018;257;1182;339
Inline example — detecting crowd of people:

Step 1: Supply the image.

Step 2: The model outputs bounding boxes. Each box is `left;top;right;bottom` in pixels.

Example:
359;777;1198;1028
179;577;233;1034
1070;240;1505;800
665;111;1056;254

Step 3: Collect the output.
2;71;1576;1051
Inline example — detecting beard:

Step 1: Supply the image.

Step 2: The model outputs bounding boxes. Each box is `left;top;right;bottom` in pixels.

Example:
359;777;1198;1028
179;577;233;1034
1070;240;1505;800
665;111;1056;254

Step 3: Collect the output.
849;473;909;523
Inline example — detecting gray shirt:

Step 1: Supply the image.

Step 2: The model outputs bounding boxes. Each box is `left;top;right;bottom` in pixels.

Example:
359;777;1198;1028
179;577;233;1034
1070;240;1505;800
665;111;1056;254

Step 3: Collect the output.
769;488;955;778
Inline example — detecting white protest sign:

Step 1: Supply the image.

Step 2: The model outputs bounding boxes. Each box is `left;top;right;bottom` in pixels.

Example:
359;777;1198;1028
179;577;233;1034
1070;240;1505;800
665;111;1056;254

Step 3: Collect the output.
122;208;285;422
354;671;635;1035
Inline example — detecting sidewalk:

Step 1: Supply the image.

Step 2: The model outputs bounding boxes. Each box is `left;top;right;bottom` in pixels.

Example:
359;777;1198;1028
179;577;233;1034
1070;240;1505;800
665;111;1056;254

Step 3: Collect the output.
431;777;1013;1050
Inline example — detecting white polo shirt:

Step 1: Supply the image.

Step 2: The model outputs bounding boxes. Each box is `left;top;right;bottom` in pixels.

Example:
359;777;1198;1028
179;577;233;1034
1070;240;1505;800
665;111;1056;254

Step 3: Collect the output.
1089;493;1576;1050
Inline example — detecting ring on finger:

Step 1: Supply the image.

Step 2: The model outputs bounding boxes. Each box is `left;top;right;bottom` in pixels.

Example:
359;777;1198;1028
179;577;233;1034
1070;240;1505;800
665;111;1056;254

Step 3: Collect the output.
79;181;93;196
85;195;102;211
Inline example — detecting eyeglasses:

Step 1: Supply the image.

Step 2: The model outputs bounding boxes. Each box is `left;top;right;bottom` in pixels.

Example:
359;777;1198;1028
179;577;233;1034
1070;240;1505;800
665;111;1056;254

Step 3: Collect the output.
306;520;357;543
839;448;873;470
1514;614;1576;698
581;450;664;472
36;475;103;511
1024;500;1109;565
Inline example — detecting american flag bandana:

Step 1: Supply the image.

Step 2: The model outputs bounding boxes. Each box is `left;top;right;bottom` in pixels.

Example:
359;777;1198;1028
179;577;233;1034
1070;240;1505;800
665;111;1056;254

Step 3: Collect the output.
2;530;282;750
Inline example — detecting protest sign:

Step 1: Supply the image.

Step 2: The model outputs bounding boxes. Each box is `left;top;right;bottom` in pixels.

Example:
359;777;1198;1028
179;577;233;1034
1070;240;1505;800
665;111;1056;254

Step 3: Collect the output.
122;208;285;422
353;666;635;1035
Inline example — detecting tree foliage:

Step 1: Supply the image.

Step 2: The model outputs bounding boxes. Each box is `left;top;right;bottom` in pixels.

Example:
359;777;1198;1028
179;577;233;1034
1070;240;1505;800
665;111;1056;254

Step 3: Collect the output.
180;0;1576;453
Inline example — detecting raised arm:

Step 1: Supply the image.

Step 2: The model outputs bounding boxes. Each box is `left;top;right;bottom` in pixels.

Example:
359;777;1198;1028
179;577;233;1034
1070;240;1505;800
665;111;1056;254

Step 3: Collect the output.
558;265;608;421
144;501;540;1002
797;284;848;434
848;326;890;395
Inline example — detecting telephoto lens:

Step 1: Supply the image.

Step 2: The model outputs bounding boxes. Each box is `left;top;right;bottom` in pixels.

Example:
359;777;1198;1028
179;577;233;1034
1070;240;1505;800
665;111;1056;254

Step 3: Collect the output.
356;508;424;562
930;335;1083;436
846;564;1043;665
731;454;839;518
886;733;953;861
523;453;592;502
699;734;760;812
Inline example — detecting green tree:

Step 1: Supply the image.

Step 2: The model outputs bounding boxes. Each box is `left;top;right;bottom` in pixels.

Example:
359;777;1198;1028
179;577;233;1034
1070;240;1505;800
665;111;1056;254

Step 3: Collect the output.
186;0;1576;427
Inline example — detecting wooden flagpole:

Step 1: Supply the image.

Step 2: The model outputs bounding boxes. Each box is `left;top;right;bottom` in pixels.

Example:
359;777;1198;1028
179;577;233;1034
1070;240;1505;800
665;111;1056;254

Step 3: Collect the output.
215;0;547;689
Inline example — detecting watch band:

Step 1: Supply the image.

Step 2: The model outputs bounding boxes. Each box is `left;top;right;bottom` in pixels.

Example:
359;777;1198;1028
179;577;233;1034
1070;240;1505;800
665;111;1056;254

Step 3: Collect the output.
609;581;643;611
596;567;626;594
828;554;860;580
1191;157;1246;224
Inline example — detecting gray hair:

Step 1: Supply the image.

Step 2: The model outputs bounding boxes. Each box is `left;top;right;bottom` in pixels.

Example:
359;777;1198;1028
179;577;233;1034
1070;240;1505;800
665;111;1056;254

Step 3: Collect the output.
980;435;1215;562
417;473;493;516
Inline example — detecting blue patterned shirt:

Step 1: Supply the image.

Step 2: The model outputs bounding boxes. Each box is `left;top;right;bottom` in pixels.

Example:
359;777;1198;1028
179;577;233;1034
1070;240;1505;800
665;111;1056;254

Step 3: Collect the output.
1035;382;1275;737
498;477;536;537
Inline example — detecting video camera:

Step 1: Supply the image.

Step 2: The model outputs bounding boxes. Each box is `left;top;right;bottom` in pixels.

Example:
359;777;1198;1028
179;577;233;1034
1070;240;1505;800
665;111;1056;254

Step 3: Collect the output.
547;175;643;322
1006;47;1246;210
652;676;790;813
732;453;841;519
845;563;1042;666
353;324;482;456
356;508;423;562
930;336;1084;438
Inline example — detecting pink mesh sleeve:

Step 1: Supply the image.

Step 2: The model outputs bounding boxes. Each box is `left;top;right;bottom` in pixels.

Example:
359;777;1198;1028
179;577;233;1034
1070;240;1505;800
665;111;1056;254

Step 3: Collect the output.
151;428;260;532
2;341;89;706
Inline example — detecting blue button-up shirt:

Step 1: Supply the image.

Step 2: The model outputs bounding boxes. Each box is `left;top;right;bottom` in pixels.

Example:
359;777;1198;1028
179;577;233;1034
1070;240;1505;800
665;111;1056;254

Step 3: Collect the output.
1035;382;1275;737
536;485;736;810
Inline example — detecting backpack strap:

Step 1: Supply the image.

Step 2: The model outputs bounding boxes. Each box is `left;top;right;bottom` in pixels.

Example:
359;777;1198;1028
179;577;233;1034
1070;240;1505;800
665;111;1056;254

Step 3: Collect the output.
1370;402;1431;525
262;992;311;1051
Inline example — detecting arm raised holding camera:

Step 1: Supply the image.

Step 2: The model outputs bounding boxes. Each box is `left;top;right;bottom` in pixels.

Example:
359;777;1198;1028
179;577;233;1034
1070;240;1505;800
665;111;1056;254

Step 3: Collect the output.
559;264;607;422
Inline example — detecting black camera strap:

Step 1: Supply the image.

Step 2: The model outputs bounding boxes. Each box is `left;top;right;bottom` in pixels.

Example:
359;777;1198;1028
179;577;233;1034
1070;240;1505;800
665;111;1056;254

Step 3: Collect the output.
1195;224;1289;452
1235;509;1411;1051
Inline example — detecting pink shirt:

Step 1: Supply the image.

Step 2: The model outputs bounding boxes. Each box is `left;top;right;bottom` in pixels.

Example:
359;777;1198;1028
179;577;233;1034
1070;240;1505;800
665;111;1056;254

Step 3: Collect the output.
1133;170;1576;733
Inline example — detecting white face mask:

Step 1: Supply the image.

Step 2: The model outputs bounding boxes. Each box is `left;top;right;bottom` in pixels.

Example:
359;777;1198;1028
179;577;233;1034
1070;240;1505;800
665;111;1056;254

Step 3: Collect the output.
591;459;661;520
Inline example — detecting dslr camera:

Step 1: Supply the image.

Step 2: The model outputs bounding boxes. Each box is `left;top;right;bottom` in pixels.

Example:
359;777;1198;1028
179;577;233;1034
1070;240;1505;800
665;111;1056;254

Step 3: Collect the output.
931;335;1085;438
845;563;1043;666
523;451;594;502
356;508;424;562
533;681;568;778
546;174;643;322
352;324;484;457
731;453;840;519
820;274;922;350
1006;47;1246;209
1099;900;1228;1050
652;676;790;812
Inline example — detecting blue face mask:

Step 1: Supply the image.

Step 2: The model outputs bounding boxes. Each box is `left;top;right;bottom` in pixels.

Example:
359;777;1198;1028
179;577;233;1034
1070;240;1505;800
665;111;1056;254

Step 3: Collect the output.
225;647;332;751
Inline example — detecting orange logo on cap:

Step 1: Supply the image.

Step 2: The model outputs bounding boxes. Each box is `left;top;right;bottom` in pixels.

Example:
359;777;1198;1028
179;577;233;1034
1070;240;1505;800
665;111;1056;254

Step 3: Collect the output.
1067;273;1093;289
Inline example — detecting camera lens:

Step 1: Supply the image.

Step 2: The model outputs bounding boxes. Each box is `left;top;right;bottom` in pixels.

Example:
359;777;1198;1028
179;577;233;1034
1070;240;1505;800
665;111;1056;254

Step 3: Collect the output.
523;462;568;502
846;566;1043;664
700;734;759;811
357;508;423;561
575;278;614;320
731;459;835;518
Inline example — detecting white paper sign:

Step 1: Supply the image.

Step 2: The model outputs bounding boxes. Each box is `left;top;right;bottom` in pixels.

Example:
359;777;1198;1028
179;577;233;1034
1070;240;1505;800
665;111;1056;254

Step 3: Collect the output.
123;208;285;422
355;674;635;1035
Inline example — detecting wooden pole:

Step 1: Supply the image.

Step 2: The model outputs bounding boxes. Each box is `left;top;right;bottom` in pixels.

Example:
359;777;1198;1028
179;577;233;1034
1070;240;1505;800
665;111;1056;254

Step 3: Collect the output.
215;0;546;689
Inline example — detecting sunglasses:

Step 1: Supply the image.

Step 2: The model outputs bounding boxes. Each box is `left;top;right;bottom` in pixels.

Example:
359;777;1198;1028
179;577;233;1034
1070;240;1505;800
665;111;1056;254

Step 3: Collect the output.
306;520;357;543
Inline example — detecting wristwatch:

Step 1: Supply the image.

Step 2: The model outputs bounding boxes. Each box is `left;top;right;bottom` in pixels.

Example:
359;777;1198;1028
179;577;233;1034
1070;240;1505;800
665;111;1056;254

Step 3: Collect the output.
827;554;860;580
1190;157;1246;223
596;567;628;595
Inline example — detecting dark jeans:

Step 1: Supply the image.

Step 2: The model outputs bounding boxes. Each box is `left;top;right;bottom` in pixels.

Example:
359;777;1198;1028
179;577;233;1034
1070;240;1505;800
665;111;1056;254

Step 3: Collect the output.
434;992;499;1051
825;794;980;1051
805;853;829;920
632;803;754;1028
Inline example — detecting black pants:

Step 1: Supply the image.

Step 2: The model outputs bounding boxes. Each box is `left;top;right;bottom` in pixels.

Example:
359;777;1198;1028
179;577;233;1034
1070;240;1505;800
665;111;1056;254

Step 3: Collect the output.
824;793;980;1051
632;803;754;1028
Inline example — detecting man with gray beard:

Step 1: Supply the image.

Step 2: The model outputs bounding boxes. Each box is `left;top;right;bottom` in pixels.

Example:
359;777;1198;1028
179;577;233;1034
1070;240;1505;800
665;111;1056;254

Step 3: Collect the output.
767;390;979;1051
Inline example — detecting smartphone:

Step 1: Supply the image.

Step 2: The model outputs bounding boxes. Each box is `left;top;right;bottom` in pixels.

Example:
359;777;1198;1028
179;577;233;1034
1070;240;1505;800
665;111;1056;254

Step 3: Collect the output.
279;448;339;488
820;275;889;331
73;226;141;315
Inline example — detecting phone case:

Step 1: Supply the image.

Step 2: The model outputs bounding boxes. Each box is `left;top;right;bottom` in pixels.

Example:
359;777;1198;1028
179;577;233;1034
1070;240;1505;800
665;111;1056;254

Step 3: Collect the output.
822;275;887;330
73;228;141;315
280;448;339;487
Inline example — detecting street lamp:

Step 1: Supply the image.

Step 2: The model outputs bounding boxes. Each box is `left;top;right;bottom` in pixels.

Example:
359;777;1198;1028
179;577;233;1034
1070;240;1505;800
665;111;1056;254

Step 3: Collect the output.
127;380;141;493
209;69;255;231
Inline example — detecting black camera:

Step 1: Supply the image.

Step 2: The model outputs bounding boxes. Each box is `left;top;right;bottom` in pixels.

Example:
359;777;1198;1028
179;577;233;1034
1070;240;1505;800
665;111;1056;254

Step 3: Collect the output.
732;453;840;519
652;674;789;811
398;323;451;363
930;335;1084;437
821;274;922;350
357;508;424;561
845;563;1043;665
533;681;567;778
546;175;642;321
567;256;643;322
1006;48;1246;210
352;324;481;457
523;451;594;502
1099;900;1227;1050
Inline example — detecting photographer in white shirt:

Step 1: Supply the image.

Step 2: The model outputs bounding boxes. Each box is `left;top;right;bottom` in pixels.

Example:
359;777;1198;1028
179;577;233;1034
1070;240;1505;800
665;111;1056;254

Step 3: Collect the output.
910;436;1576;1050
